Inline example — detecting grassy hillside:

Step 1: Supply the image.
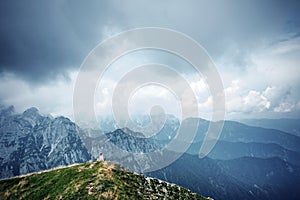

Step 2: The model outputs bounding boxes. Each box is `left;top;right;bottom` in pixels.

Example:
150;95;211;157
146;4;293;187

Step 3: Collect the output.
0;161;210;200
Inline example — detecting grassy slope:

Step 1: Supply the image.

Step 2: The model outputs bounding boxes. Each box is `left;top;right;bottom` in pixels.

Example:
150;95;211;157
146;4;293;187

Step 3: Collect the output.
0;161;209;200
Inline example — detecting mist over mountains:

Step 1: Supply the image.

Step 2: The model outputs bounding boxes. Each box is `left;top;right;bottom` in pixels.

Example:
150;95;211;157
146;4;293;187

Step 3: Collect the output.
0;105;300;200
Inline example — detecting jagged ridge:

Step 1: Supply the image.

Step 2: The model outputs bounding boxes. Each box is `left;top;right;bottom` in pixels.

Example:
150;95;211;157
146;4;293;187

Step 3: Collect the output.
0;106;91;178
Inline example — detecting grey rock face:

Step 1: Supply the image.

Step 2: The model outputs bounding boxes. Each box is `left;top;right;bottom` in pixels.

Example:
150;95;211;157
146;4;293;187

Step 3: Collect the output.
0;106;91;179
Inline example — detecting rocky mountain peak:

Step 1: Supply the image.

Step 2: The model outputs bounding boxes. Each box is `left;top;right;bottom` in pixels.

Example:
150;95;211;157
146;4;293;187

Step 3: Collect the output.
22;107;39;117
121;127;145;137
22;107;42;126
0;105;15;116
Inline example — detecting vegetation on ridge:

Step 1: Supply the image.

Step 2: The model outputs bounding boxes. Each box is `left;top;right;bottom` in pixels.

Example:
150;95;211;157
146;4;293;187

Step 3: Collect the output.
0;161;210;200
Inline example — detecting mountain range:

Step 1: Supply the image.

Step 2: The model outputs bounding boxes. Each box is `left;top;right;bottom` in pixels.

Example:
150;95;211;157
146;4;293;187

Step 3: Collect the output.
0;105;299;199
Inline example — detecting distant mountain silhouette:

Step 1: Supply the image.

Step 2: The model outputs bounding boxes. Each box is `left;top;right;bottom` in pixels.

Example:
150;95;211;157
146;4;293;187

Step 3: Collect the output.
240;118;300;137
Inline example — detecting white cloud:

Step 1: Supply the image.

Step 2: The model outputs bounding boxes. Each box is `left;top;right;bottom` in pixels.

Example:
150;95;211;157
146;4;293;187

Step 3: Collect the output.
128;84;182;117
0;71;78;119
243;90;270;112
224;80;244;113
274;102;295;113
221;79;300;117
224;79;240;94
190;79;207;94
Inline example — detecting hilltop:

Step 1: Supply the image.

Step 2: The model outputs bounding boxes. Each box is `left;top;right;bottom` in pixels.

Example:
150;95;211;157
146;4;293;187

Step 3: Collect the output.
0;161;210;200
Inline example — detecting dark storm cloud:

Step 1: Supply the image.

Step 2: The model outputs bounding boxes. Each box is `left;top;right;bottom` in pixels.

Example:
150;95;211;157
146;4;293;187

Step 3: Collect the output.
107;0;300;72
0;0;113;83
1;0;300;83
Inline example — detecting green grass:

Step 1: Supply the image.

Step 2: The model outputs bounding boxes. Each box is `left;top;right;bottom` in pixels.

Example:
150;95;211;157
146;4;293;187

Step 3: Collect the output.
0;161;209;200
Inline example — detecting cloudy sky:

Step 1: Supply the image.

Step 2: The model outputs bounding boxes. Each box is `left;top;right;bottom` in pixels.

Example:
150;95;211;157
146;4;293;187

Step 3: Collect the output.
0;0;300;121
